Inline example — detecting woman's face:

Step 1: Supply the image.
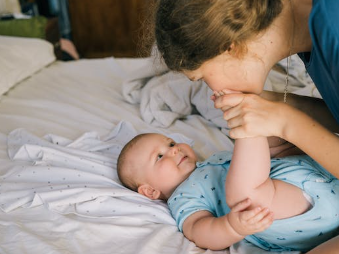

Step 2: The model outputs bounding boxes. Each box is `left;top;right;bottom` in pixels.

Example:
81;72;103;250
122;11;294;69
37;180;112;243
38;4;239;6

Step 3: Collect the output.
185;51;268;94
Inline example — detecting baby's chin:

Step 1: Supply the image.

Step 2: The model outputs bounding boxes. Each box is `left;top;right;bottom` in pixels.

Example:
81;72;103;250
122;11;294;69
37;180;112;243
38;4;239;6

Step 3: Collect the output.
186;164;196;176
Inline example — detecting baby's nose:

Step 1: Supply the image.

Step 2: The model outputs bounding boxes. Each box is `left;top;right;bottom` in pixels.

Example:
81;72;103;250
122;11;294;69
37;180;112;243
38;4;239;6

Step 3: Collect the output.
171;145;181;155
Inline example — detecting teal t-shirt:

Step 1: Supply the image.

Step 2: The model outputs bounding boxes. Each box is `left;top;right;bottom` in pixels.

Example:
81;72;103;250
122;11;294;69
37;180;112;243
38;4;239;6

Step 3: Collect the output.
298;0;339;123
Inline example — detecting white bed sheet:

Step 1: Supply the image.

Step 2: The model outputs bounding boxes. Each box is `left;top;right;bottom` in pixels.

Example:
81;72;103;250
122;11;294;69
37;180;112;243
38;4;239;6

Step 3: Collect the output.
0;57;300;254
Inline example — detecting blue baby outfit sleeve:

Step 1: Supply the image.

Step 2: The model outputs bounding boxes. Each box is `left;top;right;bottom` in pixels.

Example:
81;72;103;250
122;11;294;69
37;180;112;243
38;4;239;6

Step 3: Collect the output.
298;0;339;123
168;151;232;232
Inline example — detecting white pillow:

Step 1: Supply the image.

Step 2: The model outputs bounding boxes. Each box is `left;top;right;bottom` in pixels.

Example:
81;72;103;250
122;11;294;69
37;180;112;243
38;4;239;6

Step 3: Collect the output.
0;35;56;96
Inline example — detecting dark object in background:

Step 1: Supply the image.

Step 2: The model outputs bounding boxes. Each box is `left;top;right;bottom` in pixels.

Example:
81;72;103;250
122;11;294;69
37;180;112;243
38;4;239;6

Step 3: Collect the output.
0;13;15;20
0;16;62;59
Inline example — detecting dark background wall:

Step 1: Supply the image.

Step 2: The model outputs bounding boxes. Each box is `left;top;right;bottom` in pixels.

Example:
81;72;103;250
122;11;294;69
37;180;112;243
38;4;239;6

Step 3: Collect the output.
68;0;155;58
18;0;155;58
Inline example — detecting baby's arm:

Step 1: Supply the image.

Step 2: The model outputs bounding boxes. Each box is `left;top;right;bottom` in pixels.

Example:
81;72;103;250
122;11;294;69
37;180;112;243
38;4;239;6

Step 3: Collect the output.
215;90;310;220
182;198;273;250
225;137;273;209
213;90;273;210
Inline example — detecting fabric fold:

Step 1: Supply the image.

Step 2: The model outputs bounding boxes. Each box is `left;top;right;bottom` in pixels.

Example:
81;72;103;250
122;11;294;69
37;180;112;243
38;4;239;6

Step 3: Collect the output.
2;121;177;225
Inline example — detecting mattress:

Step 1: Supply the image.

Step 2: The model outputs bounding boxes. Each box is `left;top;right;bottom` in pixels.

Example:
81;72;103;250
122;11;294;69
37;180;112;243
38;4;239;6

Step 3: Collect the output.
0;36;317;254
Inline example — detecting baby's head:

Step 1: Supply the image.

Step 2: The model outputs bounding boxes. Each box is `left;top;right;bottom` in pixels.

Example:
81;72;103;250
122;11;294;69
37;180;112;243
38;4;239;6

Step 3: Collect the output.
117;133;197;200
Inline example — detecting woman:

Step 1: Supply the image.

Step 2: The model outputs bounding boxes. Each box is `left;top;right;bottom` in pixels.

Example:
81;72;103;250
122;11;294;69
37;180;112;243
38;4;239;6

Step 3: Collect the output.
153;0;339;252
153;0;339;178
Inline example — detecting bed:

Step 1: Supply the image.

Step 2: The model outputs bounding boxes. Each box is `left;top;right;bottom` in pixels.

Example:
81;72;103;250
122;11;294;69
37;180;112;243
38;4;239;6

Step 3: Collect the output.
0;35;319;254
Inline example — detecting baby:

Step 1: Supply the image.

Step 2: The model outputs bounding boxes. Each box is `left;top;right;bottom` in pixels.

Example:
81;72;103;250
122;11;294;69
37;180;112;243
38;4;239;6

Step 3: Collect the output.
117;131;339;252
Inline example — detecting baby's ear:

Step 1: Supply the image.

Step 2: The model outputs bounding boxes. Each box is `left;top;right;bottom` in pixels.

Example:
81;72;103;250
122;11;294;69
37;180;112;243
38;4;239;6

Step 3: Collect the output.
138;184;161;200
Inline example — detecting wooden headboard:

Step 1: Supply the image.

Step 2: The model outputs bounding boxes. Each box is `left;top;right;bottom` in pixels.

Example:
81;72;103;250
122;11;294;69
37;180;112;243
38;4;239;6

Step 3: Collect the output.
68;0;155;58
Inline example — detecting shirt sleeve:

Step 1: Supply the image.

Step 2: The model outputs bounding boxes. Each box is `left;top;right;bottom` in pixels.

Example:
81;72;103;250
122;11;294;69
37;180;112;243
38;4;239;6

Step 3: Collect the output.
168;190;215;232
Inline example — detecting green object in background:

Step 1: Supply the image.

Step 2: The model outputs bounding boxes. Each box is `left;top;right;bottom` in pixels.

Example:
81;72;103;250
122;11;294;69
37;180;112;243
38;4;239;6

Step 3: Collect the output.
0;16;48;39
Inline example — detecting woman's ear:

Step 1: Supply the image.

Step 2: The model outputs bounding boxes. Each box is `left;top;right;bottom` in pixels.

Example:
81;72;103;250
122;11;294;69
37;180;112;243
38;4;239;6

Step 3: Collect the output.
138;184;162;200
225;43;242;57
227;43;234;52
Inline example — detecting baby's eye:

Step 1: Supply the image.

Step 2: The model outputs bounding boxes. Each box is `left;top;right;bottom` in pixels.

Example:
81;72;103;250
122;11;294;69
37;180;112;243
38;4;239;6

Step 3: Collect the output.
157;154;163;161
169;142;175;147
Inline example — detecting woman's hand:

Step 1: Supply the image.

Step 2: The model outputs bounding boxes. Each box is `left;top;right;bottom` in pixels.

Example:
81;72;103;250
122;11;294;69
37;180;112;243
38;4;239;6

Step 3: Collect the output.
213;91;291;139
213;90;339;179
213;90;305;157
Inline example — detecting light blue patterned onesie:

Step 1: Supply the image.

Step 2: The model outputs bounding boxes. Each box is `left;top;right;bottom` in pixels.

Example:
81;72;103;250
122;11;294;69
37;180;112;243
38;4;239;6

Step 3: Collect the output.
168;151;339;252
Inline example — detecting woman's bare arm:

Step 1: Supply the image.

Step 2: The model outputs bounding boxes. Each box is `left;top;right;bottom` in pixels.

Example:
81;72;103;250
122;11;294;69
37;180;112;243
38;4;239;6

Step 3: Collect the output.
282;104;339;178
214;93;339;179
261;90;339;134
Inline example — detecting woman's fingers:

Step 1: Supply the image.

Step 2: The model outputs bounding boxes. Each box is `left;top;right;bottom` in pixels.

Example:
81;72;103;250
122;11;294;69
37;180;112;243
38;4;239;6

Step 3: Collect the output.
224;112;243;128
214;93;289;138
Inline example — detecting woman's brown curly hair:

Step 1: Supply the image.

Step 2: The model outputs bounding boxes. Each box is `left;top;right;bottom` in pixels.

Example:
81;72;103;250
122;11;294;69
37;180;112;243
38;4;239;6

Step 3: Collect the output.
151;0;283;71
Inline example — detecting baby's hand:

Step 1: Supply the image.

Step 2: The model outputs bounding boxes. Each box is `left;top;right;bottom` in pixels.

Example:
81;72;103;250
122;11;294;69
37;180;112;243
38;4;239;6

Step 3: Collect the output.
211;89;242;101
228;198;273;236
211;89;244;114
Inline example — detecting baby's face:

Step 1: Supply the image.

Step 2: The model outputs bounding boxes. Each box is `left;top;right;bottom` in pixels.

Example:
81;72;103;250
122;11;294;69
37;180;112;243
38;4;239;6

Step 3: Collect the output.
130;133;197;199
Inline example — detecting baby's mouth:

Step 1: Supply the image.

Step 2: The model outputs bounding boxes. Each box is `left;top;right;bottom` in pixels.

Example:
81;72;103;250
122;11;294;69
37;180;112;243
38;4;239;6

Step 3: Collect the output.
178;156;187;165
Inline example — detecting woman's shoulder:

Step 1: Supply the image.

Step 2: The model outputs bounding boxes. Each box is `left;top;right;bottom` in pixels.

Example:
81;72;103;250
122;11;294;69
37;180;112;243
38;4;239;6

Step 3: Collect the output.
310;0;339;32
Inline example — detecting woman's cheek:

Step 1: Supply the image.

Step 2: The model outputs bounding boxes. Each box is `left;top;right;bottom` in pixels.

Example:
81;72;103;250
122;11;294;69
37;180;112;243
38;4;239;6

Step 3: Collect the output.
204;78;227;92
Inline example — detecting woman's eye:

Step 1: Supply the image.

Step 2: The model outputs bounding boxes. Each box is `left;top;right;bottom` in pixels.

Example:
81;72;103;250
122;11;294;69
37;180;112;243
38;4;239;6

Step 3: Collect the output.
157;154;163;161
